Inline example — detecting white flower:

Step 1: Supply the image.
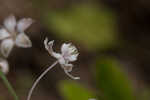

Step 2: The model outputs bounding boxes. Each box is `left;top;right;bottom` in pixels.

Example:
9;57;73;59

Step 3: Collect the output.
44;38;80;79
0;15;33;57
0;58;9;74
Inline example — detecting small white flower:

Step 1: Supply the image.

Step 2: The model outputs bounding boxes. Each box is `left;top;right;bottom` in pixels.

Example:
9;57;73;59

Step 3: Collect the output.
0;15;33;57
26;38;79;100
44;38;80;79
0;58;9;74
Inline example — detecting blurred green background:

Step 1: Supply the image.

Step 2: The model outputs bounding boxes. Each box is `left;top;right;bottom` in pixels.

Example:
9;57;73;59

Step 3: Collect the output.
0;0;150;100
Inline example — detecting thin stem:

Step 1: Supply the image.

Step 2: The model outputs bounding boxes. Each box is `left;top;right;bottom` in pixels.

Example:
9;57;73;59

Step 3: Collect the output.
64;70;80;80
27;61;58;100
0;69;19;100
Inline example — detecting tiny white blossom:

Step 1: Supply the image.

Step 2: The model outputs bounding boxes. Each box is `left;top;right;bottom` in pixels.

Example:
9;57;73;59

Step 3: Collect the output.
0;15;33;57
0;58;9;74
44;38;80;79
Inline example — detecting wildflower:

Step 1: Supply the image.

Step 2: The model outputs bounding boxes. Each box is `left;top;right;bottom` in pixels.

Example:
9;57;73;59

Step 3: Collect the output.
44;38;80;79
0;58;9;74
0;15;33;57
27;38;80;100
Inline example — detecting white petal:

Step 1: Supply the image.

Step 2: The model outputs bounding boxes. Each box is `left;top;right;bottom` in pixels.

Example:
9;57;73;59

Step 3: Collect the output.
61;43;71;54
0;28;10;40
4;15;16;32
44;38;61;59
52;52;62;59
17;18;33;32
15;33;32;48
44;38;54;51
0;39;14;57
58;56;66;65
44;37;49;50
67;53;79;62
0;58;9;74
61;43;78;55
61;43;78;62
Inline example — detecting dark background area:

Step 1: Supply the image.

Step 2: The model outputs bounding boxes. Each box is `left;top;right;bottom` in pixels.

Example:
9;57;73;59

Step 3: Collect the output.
0;0;150;100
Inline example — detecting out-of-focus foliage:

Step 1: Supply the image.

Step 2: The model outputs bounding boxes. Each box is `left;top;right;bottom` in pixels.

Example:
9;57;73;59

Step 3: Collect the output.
58;57;140;100
95;57;135;100
59;80;96;100
44;4;118;51
137;89;150;100
0;70;19;100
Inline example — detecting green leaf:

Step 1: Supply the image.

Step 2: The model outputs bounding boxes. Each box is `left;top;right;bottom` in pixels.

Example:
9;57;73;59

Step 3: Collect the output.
0;69;19;100
59;80;96;100
44;4;118;51
95;57;135;100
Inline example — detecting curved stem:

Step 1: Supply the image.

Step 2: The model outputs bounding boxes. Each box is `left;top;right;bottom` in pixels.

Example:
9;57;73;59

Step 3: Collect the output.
27;61;58;100
0;69;19;100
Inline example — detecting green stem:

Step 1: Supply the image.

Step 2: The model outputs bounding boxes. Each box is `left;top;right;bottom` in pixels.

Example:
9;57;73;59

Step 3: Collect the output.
0;70;19;100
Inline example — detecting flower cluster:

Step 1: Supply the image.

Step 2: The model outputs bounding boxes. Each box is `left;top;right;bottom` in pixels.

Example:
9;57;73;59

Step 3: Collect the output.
0;15;33;74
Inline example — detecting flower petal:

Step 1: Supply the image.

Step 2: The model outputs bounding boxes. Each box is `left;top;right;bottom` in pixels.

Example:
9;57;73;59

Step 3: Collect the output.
44;38;61;59
4;15;16;32
58;56;66;65
15;33;32;48
67;53;79;62
61;42;78;62
0;28;10;40
0;39;14;57
44;38;54;51
17;18;33;32
61;43;71;54
61;43;77;55
0;58;9;74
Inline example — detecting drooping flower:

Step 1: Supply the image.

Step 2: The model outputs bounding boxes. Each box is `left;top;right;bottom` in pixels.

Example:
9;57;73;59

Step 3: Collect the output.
26;38;80;100
0;58;9;74
0;15;33;57
44;38;80;79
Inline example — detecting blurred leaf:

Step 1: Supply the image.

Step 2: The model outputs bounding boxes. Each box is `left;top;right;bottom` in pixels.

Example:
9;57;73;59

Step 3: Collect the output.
59;80;96;100
95;57;135;100
137;89;150;100
0;70;19;100
44;4;118;51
